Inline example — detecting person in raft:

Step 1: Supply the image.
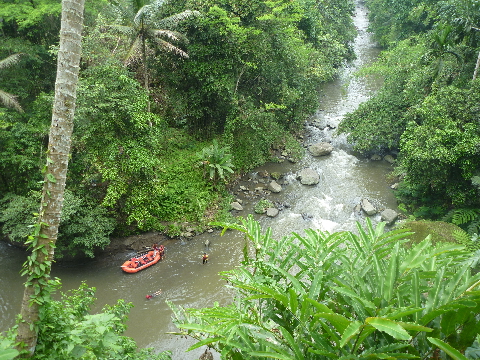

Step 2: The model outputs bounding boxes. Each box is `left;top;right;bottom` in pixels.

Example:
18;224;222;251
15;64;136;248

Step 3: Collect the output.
128;257;139;268
146;289;162;299
153;243;165;259
202;252;209;264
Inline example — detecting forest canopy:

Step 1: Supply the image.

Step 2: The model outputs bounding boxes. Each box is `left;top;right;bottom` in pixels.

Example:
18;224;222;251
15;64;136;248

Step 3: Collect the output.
0;0;356;258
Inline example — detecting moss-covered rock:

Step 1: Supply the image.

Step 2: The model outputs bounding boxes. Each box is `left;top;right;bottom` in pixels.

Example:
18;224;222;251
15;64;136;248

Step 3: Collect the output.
398;220;463;247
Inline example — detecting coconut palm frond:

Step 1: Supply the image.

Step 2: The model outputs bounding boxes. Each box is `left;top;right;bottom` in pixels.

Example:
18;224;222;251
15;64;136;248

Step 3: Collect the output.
143;0;167;17
124;37;143;65
0;89;24;113
154;38;189;58
0;53;24;70
150;29;188;43
133;4;155;27
105;24;136;37
156;10;200;29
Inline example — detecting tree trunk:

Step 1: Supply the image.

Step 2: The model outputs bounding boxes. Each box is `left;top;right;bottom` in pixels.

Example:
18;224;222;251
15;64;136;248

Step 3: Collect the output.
473;49;480;81
15;0;85;356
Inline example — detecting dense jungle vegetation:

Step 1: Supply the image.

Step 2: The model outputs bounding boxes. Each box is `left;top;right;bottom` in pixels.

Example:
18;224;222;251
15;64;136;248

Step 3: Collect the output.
2;0;480;359
0;0;357;258
339;0;480;233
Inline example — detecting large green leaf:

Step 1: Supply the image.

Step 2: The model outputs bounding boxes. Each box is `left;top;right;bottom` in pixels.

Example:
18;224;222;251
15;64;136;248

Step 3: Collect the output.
366;317;411;340
383;242;400;302
427;337;468;360
0;349;19;360
314;313;351;334
339;320;362;348
399;237;432;274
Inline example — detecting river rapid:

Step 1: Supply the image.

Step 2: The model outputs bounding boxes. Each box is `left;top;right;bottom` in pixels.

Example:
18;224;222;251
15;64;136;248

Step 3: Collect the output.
0;1;398;359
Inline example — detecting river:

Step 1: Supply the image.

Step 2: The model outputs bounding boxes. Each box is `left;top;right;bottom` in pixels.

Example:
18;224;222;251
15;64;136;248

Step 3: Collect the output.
0;1;397;359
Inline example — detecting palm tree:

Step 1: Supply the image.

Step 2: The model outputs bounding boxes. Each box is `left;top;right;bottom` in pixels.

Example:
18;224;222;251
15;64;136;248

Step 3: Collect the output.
107;0;199;112
15;0;85;355
0;53;25;112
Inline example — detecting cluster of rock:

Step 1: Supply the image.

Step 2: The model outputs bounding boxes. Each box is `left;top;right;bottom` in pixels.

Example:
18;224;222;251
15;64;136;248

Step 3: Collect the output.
229;141;399;226
358;198;399;225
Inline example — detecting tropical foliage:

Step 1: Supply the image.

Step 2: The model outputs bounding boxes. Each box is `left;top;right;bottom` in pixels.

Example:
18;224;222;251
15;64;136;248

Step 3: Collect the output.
170;216;480;359
0;282;172;359
338;0;480;217
196;140;234;185
104;0;199;112
0;0;357;256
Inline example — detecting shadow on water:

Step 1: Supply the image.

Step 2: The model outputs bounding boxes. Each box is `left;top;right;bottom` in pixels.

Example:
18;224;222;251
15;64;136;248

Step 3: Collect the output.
0;1;396;359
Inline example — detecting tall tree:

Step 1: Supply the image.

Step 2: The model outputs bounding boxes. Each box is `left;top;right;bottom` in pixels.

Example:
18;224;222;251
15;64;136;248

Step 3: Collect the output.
0;53;25;113
15;0;85;356
107;0;198;113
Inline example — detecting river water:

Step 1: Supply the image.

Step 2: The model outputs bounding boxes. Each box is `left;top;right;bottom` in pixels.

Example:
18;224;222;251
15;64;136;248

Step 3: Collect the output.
0;1;397;359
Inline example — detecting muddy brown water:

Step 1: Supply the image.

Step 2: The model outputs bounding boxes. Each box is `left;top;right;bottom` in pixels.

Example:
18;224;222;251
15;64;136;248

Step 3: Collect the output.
0;2;397;359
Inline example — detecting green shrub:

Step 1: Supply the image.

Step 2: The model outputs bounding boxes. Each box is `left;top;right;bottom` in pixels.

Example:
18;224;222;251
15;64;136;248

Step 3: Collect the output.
254;199;274;214
0;190;116;258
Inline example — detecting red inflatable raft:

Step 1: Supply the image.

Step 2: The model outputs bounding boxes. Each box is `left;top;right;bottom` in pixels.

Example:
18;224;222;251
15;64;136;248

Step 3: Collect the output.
121;247;164;273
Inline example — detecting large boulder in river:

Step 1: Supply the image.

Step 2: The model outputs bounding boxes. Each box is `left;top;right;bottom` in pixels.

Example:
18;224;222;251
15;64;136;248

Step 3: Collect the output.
384;155;396;164
297;168;320;185
361;198;377;216
381;209;398;225
231;201;243;211
268;180;282;193
266;208;279;217
308;142;334;157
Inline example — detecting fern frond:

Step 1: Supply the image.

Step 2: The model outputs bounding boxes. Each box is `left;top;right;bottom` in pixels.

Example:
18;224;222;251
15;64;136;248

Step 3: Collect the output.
452;229;471;245
441;209;456;223
451;209;480;226
467;219;480;237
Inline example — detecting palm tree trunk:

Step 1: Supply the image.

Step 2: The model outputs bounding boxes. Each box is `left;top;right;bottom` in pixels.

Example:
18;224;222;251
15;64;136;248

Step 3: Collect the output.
15;0;85;356
141;30;153;125
473;49;480;81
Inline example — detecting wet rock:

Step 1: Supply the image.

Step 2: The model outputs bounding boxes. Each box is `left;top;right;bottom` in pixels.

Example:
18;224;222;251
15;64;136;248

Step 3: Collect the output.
268;180;282;193
361;198;377;216
390;183;399;190
239;185;248;191
384;155;395;164
297;168;320;185
308;142;334;157
370;154;382;161
199;348;214;360
381;209;398;225
255;186;265;192
266;208;279;217
301;213;313;220
231;202;243;211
